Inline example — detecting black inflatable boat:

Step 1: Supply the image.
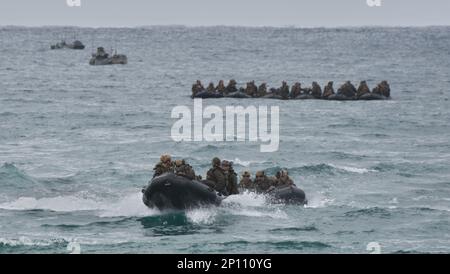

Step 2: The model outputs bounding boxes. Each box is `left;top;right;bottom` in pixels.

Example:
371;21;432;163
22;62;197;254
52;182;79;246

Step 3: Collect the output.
292;94;316;100
142;173;222;210
142;173;307;210
192;91;224;99
224;91;252;98
358;93;388;100
266;185;307;205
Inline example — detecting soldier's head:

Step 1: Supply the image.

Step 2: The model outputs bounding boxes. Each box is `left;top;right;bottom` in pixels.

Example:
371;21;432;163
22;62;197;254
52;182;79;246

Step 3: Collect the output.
160;154;172;165
280;169;289;178
242;171;251;179
196;80;202;85
212;157;221;167
327;81;333;87
218;80;224;86
275;170;281;179
255;171;265;182
174;159;184;167
229;79;236;86
221;160;230;171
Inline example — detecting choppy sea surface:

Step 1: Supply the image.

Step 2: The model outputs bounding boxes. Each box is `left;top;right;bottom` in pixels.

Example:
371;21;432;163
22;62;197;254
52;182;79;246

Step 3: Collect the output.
0;26;450;254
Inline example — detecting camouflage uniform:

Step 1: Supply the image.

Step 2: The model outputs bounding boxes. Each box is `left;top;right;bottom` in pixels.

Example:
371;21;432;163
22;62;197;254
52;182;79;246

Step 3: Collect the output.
322;81;335;98
311;82;322;99
216;80;226;94
372;81;390;97
174;159;196;180
239;171;255;190
222;161;239;195
256;83;267;97
380;81;391;98
279;81;290;99
191;80;205;97
357;81;371;98
275;170;295;188
245;81;258;97
153;154;174;178
291;82;302;98
226;80;238;93
254;171;276;193
337;81;357;98
206;157;228;195
206;82;215;92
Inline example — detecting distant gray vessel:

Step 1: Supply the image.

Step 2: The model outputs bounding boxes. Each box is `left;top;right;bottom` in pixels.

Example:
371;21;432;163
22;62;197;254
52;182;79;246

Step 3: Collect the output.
50;40;85;50
89;47;128;65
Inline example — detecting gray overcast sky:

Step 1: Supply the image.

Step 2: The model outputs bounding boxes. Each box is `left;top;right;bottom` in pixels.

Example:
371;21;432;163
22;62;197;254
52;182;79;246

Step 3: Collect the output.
1;0;450;27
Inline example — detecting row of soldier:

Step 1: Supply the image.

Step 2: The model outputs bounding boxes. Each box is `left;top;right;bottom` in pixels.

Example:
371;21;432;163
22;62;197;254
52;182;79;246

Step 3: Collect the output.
153;155;296;196
192;79;391;99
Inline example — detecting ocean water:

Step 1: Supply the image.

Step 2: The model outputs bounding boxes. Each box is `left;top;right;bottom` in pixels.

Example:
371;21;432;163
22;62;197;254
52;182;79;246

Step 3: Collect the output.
1;26;450;254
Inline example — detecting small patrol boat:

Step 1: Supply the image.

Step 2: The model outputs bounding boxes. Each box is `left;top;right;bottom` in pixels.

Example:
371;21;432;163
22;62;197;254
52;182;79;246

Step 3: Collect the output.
51;40;85;50
89;47;128;65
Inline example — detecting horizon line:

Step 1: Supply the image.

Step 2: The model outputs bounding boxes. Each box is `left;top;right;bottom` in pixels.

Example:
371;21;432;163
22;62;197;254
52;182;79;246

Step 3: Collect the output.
2;24;450;29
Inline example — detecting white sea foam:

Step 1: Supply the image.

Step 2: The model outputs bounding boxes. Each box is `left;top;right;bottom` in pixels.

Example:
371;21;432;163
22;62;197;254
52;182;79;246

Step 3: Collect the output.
0;196;106;212
231;158;266;167
304;192;334;208
222;191;267;207
98;193;158;218
221;192;288;219
329;164;377;174
0;192;157;218
0;236;74;247
186;207;217;225
232;158;252;167
389;197;399;204
229;208;288;219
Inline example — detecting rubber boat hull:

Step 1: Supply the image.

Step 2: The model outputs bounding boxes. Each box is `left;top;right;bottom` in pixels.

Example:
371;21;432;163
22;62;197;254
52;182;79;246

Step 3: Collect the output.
142;173;222;210
267;185;307;205
358;93;388;100
192;91;224;99
142;173;307;210
292;94;317;100
50;41;85;50
224;91;252;98
89;55;128;65
262;93;287;100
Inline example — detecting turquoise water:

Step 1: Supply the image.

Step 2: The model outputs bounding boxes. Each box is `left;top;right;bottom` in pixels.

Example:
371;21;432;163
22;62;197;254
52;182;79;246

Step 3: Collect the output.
0;26;450;253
